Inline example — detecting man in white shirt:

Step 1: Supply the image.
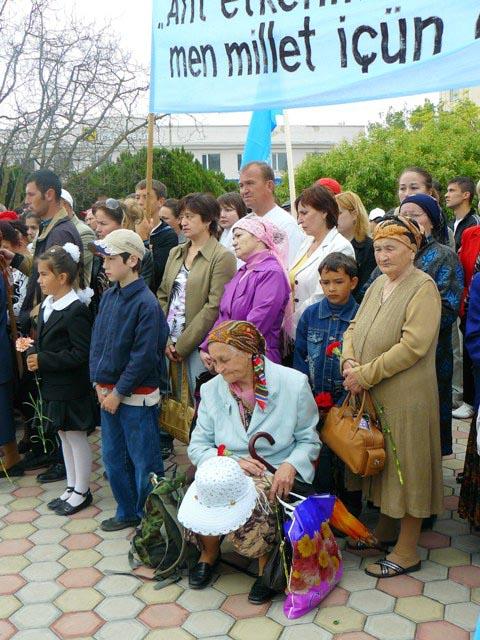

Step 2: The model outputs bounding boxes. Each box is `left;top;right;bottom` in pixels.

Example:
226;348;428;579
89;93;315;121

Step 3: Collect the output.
239;161;305;263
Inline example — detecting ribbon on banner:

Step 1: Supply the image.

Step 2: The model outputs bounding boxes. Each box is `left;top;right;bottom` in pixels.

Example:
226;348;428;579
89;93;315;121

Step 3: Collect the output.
150;0;480;113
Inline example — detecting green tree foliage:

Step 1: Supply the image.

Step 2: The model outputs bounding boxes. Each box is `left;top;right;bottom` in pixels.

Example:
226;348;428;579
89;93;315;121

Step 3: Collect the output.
66;147;236;211
277;100;480;213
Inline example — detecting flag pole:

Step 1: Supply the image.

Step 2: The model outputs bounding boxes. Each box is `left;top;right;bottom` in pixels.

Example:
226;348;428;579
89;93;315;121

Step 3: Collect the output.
146;112;156;226
283;110;297;219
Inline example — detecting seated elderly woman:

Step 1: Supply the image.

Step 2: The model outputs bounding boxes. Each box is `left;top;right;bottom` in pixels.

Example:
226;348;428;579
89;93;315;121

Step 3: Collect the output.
185;320;320;603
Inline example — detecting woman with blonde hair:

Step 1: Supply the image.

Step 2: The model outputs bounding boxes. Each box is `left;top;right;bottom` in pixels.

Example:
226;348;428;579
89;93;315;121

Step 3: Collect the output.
336;191;376;300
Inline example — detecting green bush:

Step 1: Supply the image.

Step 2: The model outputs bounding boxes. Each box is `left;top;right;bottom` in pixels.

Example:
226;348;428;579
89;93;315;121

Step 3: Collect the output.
277;100;480;213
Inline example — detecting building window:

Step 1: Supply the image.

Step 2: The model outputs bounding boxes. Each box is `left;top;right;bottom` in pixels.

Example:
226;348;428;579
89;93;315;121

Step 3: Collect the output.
201;153;221;172
237;153;243;170
272;152;287;172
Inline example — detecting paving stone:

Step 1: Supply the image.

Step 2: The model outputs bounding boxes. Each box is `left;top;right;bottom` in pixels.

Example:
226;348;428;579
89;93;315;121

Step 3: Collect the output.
25;542;66;562
21;561;64;581
315;605;366;634
221;593;270;619
395;595;444;623
59;548;102;569
13;486;43;498
55;587;104;612
11;603;60;630
61;532;102;550
0;595;21;618
413;560;449;582
377;574;423;597
95;595;144;621
364;612;416;640
266;599;317;625
0;621;16;640
416;620;470;640
95;537;131;556
348;589;395;615
95;554;132;573
430;548;471;567
33;514;66;529
97;574;142;597
418;530;450;549
0;538;33;556
230;617;283;640
9;497;41;511
144;631;193;640
135;583;184;605
11;630;59;640
0;574;26;595
214;572;255;595
96;619;148;640
423;579;470;604
182;610;235;637
0;555;30;575
4;509;39;524
57;567;103;588
28;528;67;544
63;517;99;533
16;581;64;604
445;602;480;631
318;586;350;607
279;624;333;639
433;520;471;537
52;611;105;639
333;634;377;640
339;570;378;592
177;587;226;612
138;603;189;629
1;523;36;539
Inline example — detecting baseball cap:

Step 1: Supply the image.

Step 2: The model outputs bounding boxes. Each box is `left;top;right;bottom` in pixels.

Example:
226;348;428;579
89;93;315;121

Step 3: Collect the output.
61;189;74;209
90;229;146;260
369;207;385;222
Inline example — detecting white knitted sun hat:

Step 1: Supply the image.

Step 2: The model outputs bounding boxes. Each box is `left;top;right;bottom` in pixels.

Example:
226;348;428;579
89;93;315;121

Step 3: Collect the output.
177;456;258;536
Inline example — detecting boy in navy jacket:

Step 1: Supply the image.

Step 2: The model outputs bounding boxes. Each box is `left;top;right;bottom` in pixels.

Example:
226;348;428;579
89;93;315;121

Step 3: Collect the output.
90;230;168;531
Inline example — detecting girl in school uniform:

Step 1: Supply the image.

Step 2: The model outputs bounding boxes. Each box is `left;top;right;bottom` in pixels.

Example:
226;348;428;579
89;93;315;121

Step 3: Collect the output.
26;243;97;515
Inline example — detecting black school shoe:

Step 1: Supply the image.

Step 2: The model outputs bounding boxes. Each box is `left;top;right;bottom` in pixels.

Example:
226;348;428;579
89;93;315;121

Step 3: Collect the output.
0;462;24;478
55;489;93;516
247;576;276;604
188;557;220;589
22;450;55;470
37;463;67;483
47;487;74;510
100;517;140;532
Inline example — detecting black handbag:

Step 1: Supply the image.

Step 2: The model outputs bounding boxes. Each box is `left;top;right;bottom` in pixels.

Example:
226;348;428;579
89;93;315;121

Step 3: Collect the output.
262;501;291;592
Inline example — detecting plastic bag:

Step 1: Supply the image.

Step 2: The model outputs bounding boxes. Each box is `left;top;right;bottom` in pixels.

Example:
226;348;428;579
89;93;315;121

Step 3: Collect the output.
283;494;343;619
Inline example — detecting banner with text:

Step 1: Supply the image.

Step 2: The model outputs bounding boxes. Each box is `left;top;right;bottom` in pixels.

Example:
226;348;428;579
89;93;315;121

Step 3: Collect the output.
149;0;480;114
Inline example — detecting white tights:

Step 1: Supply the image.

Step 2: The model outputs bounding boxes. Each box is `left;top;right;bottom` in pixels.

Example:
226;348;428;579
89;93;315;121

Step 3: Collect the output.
58;430;92;507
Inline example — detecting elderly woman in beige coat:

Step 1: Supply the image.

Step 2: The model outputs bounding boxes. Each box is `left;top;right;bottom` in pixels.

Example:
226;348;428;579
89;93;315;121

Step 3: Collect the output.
342;216;443;578
157;193;237;393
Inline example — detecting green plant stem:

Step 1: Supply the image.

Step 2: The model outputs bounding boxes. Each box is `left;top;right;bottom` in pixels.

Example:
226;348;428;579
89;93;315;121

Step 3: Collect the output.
376;403;404;486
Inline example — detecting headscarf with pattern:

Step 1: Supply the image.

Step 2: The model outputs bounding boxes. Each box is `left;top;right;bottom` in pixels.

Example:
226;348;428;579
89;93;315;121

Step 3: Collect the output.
373;214;424;252
207;321;268;410
232;216;289;269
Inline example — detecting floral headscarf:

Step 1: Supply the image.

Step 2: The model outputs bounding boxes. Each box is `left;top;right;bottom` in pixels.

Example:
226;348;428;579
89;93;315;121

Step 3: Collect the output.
373;215;423;252
207;321;268;411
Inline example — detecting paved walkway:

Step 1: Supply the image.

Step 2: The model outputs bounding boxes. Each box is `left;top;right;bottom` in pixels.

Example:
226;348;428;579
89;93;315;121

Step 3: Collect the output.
1;419;479;639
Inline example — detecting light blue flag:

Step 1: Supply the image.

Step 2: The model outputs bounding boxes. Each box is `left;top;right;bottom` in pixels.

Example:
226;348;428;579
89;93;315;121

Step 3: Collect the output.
241;110;281;167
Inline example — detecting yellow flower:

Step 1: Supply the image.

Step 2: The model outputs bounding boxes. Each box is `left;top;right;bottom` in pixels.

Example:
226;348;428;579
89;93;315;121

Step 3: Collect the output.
318;549;330;568
321;522;332;540
297;534;316;558
331;555;340;572
292;570;301;578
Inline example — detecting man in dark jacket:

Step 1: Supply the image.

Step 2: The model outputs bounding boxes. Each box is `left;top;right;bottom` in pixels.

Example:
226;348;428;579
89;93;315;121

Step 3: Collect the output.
446;176;480;252
2;170;83;481
135;179;177;292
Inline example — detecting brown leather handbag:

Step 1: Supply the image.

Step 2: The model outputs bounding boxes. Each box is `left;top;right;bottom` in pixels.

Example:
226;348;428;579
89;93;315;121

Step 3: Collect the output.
321;391;385;477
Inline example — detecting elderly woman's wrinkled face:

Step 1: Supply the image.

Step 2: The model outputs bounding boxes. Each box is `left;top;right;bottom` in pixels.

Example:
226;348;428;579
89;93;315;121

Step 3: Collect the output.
400;202;433;236
232;228;265;261
374;237;414;280
208;342;253;385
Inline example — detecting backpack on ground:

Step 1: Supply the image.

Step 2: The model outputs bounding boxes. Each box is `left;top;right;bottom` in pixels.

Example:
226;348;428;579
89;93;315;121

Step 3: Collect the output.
128;471;199;588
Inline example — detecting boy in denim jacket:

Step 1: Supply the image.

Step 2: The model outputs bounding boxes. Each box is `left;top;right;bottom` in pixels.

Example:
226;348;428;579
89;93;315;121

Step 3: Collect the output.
90;230;169;531
294;252;359;505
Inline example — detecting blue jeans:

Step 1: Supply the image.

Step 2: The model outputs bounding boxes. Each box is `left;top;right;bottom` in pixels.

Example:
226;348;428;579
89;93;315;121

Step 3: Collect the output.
101;403;164;521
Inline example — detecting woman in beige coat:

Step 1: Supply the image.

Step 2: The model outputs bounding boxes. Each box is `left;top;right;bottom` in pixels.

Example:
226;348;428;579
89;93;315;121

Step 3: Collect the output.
342;216;443;578
157;193;237;393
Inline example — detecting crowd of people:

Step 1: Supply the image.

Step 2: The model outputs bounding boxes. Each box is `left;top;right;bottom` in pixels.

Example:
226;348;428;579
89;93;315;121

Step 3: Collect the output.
1;162;480;604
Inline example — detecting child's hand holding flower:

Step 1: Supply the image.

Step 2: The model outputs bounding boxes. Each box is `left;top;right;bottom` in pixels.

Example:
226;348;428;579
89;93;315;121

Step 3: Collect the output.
26;354;39;372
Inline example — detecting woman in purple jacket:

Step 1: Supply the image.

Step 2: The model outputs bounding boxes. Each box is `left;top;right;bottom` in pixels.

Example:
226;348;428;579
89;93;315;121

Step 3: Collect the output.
200;217;290;365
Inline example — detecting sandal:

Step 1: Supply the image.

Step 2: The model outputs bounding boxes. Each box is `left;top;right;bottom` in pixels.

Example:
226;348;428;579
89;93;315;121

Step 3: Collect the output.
364;558;421;578
345;539;395;553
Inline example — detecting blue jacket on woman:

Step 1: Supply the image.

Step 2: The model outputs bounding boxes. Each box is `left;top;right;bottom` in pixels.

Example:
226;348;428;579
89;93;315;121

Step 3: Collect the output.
90;277;169;396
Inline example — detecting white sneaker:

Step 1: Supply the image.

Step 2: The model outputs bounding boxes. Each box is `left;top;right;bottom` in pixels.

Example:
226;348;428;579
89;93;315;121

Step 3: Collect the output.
452;403;474;420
